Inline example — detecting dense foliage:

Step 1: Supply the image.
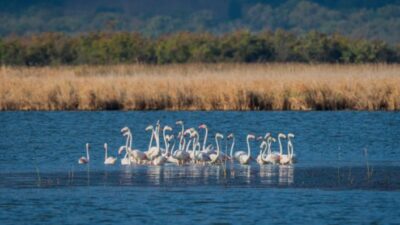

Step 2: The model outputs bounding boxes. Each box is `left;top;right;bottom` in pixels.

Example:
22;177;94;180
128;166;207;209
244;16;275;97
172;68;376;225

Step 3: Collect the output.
1;0;400;43
0;31;399;66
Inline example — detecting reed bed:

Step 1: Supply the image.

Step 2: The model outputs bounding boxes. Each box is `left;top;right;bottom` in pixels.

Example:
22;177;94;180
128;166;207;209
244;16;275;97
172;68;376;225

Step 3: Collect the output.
1;63;400;111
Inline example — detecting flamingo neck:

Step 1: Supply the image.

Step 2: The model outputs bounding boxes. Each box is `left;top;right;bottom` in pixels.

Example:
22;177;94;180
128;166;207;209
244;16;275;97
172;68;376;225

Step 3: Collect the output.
129;132;132;149
288;138;294;158
163;129;167;153
105;147;107;160
215;136;220;157
148;128;155;151
179;125;184;150
170;140;176;155
278;136;283;155
229;137;235;157
246;136;251;157
124;134;129;158
186;139;192;152
86;146;90;160
202;128;208;150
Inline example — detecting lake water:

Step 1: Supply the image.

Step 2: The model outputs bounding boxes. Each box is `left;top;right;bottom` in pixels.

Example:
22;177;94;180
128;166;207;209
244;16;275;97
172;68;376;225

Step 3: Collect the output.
0;112;400;224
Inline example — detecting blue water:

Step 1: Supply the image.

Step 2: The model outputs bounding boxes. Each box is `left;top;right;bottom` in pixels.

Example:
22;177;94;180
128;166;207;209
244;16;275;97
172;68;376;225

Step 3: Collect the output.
1;112;400;224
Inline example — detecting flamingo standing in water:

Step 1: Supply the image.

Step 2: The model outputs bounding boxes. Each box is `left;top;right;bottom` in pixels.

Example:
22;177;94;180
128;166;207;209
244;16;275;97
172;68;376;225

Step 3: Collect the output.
119;127;132;165
256;136;267;165
209;133;223;164
176;121;185;151
78;143;90;164
120;127;147;164
151;126;172;165
237;134;255;165
104;143;117;165
262;136;280;164
278;133;291;165
227;133;236;161
287;133;296;163
198;124;214;153
144;122;164;160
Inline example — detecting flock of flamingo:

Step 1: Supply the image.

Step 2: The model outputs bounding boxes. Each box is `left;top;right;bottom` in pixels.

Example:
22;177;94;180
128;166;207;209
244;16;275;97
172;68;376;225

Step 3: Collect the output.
78;121;296;166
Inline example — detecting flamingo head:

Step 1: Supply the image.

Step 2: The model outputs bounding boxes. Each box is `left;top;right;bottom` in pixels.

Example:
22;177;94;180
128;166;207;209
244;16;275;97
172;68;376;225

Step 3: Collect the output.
164;126;172;131
145;125;153;132
216;133;224;139
183;129;192;136
256;136;263;141
118;146;125;154
167;135;174;141
264;132;271;139
198;124;207;129
104;143;108;150
121;127;129;133
288;133;295;139
270;137;276;142
260;141;267;149
122;131;130;137
278;133;287;139
176;120;183;125
247;134;256;140
86;143;90;149
227;133;234;139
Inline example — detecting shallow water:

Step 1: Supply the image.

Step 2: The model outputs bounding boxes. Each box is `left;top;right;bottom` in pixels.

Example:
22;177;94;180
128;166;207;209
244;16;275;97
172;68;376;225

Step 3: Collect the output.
1;112;400;224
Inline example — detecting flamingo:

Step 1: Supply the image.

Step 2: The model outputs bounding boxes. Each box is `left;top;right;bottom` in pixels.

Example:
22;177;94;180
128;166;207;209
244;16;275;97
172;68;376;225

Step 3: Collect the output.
209;133;223;164
238;134;255;165
278;133;291;165
176;120;185;151
166;135;180;164
151;126;172;166
227;133;236;161
256;136;267;165
78;143;90;164
262;136;280;164
119;127;132;165
198;124;214;153
123;128;147;164
287;133;296;163
188;129;210;164
144;122;164;160
104;143;117;165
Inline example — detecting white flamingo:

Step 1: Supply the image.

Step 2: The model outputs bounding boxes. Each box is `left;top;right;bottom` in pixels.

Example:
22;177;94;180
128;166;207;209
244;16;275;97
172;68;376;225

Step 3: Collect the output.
227;133;236;161
278;133;291;165
78;143;90;164
144;122;164;160
123;128;147;164
256;136;267;165
209;133;223;164
104;143;117;165
238;134;255;165
151;126;172;166
176;120;185;151
287;133;296;163
199;124;214;153
119;127;132;165
262;136;280;164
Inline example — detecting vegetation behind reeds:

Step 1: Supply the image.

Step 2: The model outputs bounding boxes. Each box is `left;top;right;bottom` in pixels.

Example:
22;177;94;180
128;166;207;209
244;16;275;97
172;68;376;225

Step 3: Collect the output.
1;31;400;66
1;64;400;111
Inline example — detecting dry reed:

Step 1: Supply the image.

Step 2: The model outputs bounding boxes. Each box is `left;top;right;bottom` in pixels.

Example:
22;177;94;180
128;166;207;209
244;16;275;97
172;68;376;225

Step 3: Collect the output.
1;63;400;111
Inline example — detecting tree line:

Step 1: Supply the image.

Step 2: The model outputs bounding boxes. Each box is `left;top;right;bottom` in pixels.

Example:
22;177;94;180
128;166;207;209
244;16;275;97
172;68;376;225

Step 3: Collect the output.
0;31;399;66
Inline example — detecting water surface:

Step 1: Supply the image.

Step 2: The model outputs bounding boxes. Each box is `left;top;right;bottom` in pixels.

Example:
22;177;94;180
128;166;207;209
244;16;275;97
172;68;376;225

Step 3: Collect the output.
0;112;399;224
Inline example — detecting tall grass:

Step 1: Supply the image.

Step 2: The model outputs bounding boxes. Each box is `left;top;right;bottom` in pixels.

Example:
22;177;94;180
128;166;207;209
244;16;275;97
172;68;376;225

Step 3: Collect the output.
1;63;400;111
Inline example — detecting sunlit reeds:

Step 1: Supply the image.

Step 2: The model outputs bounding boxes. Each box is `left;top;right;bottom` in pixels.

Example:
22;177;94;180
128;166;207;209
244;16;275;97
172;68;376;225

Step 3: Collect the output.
1;63;400;110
